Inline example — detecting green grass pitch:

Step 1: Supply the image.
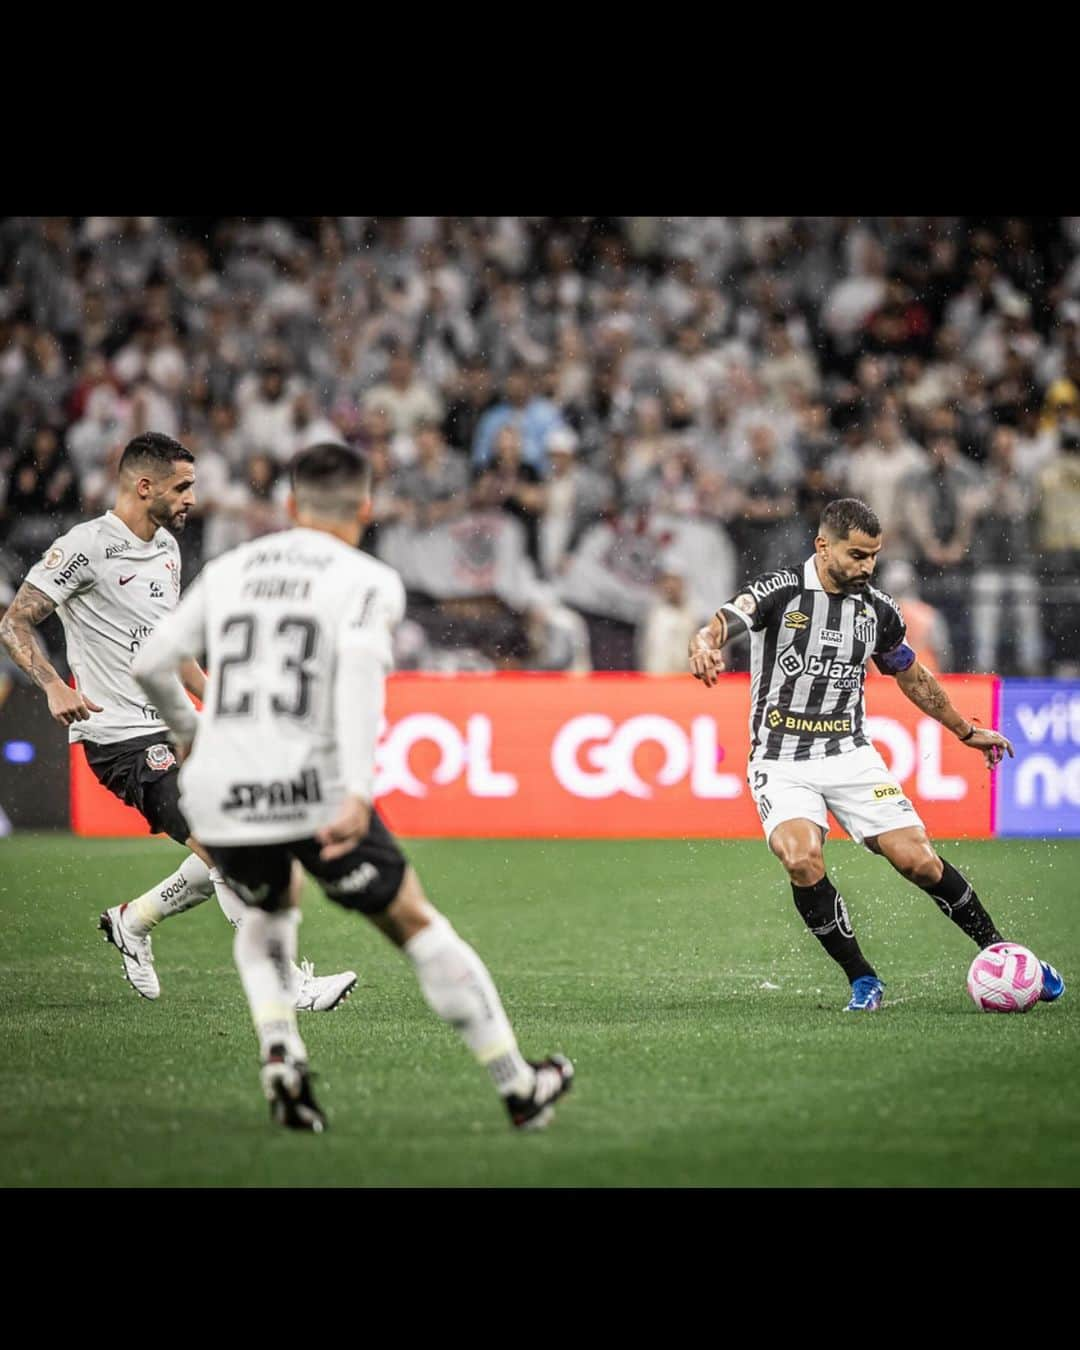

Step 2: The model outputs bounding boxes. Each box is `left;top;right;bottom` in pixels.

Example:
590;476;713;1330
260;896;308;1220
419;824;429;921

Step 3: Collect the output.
1;832;1077;1188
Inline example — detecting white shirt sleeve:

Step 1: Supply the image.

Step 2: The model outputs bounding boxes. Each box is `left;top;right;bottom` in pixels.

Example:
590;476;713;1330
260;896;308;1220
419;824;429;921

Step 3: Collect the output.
24;524;99;607
332;570;404;800
131;575;210;743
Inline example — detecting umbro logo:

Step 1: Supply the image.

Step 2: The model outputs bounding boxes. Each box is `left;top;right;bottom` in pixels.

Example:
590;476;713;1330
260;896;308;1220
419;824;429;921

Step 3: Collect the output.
119;575;136;585
784;611;810;630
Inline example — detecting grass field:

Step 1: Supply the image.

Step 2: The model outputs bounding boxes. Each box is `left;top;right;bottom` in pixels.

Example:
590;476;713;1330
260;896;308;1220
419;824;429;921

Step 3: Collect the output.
1;832;1077;1188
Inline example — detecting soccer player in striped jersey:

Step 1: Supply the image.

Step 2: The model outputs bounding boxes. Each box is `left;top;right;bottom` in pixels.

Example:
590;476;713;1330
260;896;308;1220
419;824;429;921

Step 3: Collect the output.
689;497;1065;1012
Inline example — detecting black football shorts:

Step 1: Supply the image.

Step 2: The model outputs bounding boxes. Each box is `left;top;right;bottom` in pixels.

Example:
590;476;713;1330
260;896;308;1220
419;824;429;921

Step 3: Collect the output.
208;809;407;914
82;733;191;846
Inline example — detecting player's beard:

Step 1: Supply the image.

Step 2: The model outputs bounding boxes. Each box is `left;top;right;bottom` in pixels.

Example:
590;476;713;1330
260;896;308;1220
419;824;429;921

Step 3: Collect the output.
152;503;188;535
829;564;868;594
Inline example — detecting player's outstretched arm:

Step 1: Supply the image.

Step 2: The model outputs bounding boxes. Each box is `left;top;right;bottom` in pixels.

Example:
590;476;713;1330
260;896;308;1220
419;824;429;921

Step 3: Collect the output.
689;612;729;688
0;582;103;724
895;659;1014;769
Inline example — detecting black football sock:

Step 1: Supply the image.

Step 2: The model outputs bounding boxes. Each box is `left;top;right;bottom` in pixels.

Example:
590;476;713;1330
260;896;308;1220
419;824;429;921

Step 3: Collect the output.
791;876;876;983
921;858;1003;948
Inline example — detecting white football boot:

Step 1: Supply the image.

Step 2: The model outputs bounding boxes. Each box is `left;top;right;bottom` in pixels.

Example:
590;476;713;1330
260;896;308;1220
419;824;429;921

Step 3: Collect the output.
293;959;357;1013
98;904;161;1001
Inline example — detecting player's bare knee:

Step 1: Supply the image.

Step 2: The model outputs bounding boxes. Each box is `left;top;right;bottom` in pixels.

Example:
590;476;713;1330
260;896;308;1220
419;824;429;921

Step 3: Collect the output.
771;837;824;884
369;866;440;947
890;845;942;887
905;849;944;888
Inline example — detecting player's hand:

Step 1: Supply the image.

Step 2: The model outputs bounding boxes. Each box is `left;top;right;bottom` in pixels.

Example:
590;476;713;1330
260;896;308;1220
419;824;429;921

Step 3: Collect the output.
46;682;103;725
316;795;372;861
961;725;1014;770
690;648;726;687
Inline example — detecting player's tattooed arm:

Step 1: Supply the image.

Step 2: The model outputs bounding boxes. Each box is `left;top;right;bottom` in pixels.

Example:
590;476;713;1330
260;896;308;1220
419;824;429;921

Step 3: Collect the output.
0;582;103;724
689;612;729;688
0;582;64;689
896;659;1014;769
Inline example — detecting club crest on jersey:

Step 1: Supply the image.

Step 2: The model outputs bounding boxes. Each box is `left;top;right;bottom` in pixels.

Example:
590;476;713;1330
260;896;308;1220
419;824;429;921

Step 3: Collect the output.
854;608;876;644
43;546;65;569
164;559;180;594
784;610;810;630
145;744;176;772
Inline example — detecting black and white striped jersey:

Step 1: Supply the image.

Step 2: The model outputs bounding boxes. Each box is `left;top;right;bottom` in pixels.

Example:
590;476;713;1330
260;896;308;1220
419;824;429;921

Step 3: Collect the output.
718;556;914;764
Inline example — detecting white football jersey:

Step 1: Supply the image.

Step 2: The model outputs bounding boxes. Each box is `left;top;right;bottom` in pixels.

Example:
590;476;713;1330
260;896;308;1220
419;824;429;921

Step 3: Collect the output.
24;511;185;745
159;527;405;844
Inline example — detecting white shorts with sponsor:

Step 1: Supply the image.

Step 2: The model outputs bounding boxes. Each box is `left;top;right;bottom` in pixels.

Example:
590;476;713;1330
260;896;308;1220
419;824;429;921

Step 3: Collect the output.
747;745;925;846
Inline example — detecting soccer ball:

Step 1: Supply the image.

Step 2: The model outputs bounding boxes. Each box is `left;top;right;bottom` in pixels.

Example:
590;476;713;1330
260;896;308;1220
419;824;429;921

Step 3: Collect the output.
966;942;1044;1013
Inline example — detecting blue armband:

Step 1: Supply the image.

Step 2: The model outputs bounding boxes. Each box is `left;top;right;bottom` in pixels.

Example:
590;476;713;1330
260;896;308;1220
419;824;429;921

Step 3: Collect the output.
874;641;916;676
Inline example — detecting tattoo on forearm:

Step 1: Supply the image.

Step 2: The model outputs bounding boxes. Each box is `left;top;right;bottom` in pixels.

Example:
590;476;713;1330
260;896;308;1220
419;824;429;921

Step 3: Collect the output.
902;665;952;722
0;583;62;689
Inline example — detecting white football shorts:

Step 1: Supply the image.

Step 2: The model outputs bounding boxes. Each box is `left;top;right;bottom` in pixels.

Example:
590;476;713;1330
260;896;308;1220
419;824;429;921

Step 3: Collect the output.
747;745;925;847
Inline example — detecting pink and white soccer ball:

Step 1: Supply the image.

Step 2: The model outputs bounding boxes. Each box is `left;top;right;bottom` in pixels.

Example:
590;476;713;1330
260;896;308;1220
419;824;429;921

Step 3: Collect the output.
967;942;1044;1013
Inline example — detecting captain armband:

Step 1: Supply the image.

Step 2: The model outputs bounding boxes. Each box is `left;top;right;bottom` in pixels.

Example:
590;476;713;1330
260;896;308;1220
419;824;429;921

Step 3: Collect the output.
874;641;916;676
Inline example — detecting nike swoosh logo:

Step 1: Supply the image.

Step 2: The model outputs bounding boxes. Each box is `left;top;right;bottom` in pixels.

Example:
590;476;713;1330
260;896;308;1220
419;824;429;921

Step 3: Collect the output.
119;575;136;585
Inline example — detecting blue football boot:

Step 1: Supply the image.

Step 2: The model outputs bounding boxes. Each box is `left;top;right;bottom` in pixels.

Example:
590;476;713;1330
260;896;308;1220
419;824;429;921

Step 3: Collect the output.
844;975;884;1011
1039;961;1065;1003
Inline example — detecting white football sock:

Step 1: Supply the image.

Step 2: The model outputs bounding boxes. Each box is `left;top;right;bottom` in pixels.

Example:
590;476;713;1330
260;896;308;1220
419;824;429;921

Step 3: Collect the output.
209;868;251;930
404;916;535;1099
211;869;309;984
233;907;307;1063
125;854;215;935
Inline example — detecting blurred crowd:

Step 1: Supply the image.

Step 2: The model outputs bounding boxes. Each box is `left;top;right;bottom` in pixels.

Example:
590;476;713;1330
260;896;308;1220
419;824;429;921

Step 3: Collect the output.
2;215;1079;677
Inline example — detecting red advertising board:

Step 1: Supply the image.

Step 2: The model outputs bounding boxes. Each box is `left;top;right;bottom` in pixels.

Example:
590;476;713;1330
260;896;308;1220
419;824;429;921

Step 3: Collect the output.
71;673;996;839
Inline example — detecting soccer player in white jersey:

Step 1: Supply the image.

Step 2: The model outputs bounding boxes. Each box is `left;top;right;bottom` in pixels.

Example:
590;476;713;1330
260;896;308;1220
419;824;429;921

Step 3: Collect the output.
688;497;1065;1012
132;442;573;1133
0;432;357;1012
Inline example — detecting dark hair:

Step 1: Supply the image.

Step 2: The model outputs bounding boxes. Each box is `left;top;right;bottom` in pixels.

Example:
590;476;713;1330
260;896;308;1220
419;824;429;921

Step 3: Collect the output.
290;441;371;501
819;498;881;540
118;432;194;477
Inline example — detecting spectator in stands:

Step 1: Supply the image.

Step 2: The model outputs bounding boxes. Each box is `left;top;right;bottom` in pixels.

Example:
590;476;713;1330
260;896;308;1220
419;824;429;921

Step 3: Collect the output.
538;426;612;578
472;363;566;473
726;421;801;575
202;451;289;561
971;426;1043;675
902;430;982;669
0;426;81;569
362;342;444;436
637;567;699;674
442;357;498;455
841;409;927;558
395;421;469;528
1037;429;1080;674
238;360;296;464
471;423;547;565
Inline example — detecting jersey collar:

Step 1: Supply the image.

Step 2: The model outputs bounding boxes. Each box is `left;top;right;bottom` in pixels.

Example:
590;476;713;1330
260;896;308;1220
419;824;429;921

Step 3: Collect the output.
105;509;163;547
803;556;824;591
